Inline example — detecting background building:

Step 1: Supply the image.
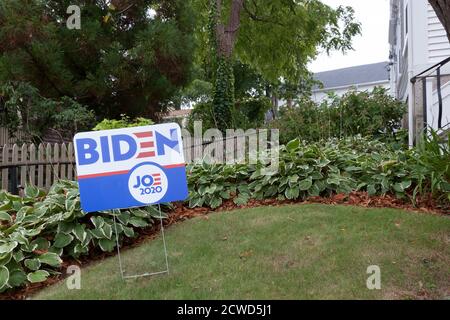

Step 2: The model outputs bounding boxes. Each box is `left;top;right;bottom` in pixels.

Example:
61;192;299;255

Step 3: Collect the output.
389;0;450;145
312;62;391;104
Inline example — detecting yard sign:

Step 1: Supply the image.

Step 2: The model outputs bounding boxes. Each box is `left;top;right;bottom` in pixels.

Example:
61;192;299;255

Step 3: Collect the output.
73;123;188;213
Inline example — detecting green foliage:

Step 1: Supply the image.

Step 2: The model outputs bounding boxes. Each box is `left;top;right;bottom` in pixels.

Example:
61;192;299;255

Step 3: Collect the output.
0;181;168;292
413;130;450;204
93;115;154;131
1;134;448;293
233;97;272;128
271;88;407;144
187;97;271;132
0;0;196;119
187;135;449;209
187;102;217;132
195;0;362;83
0;82;95;140
212;57;235;131
200;0;361;131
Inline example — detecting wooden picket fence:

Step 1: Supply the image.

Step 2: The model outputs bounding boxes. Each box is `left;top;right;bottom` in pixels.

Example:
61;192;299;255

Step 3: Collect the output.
0;143;75;193
0;127;31;146
0;131;266;194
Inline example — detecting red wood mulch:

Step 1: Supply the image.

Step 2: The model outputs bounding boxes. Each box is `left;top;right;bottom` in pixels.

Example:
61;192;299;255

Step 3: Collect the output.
0;192;448;300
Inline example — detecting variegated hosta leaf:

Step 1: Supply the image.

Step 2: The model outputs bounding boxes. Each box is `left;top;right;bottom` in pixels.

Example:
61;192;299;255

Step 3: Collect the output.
98;239;115;252
90;216;105;229
8;269;27;287
128;217;149;228
0;211;11;223
24;258;41;271
0;266;9;290
0;241;18;254
38;252;62;267
27;270;50;283
0;252;12;266
53;233;74;248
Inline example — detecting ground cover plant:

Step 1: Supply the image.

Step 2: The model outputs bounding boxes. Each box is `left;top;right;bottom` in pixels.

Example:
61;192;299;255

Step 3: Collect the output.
0;135;448;294
188;135;450;210
33;205;450;300
0;181;168;293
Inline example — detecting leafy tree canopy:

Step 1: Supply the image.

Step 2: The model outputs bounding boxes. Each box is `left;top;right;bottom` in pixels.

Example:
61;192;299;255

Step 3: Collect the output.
194;0;361;83
0;0;196;119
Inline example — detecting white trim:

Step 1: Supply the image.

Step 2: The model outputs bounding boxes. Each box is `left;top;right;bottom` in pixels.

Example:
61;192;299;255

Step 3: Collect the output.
312;80;390;93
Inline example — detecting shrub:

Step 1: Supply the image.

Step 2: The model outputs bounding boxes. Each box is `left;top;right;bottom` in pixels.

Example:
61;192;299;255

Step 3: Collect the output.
0;181;167;292
0;82;95;141
270;87;407;144
187;135;449;209
93;115;154;131
187;97;271;132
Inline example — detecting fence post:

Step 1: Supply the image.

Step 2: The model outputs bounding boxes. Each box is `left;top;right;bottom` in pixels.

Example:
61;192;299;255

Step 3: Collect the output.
68;143;74;180
20;143;28;190
29;144;36;186
9;144;19;195
38;144;45;189
1;145;8;190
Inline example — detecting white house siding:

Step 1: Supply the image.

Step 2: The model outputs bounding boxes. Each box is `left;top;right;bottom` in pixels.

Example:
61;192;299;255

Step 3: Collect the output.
427;4;450;63
390;0;450;145
311;82;390;104
425;77;450;132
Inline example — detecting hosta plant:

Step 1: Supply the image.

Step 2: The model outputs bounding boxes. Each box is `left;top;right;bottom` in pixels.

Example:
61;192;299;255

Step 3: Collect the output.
0;181;167;292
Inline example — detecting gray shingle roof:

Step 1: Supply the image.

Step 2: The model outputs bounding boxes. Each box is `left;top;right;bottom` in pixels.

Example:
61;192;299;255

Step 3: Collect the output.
313;62;390;90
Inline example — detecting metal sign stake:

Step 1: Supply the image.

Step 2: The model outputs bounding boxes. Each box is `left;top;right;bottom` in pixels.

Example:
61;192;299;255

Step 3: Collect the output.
112;204;169;280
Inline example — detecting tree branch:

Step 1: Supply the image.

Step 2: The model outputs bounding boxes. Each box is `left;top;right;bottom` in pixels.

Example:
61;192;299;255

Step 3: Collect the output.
22;45;64;96
242;1;286;26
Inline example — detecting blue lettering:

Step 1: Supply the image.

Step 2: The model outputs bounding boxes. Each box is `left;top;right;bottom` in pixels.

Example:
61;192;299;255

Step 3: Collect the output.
111;134;137;161
156;129;180;155
76;138;99;165
100;136;111;163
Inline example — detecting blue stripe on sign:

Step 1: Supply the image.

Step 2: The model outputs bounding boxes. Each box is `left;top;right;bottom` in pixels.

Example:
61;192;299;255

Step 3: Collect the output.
78;166;188;213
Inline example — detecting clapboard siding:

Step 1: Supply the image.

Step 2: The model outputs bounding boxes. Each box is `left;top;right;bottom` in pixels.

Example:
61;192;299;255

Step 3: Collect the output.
428;5;450;63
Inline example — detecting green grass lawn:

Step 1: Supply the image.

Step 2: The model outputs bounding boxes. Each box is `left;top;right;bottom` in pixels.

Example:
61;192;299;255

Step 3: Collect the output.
33;204;450;300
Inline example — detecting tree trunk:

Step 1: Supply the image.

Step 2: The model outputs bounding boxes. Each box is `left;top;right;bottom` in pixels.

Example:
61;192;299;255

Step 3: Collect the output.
216;0;244;58
210;0;244;130
429;0;450;43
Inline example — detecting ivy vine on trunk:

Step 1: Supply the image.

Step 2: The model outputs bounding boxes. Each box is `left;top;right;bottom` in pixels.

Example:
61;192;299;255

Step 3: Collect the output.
209;0;244;131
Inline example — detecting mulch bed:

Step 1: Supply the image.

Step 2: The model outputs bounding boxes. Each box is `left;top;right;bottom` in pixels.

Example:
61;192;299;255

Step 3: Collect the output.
1;192;448;300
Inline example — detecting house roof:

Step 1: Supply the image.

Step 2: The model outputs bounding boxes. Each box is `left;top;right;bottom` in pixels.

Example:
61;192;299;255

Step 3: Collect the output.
313;62;390;90
163;109;192;118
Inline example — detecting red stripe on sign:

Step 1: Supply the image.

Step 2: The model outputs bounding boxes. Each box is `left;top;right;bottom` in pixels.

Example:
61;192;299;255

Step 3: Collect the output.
164;163;186;169
140;141;155;148
134;131;153;138
76;163;186;180
137;151;156;158
152;173;161;177
153;183;161;186
77;170;129;180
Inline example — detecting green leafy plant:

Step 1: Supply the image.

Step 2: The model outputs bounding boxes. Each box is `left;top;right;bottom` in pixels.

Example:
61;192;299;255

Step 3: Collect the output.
0;181;167;292
1;134;448;294
0;82;94;142
270;87;407;144
187;135;449;210
93;115;154;131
